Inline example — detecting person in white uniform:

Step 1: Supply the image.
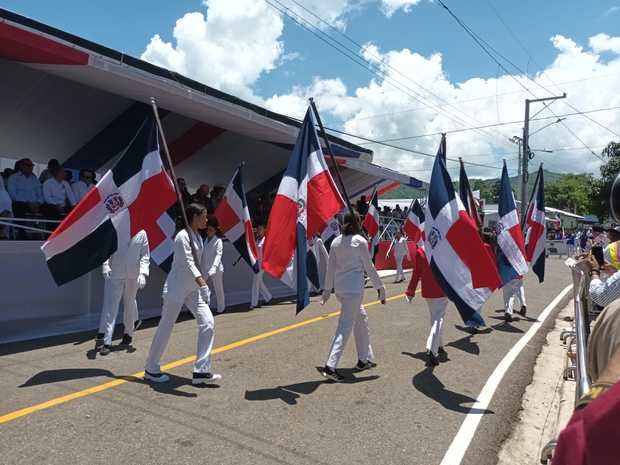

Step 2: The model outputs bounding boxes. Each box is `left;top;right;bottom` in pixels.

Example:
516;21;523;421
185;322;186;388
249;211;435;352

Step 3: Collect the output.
202;215;225;314
144;204;221;385
95;230;150;355
321;212;386;382
387;229;411;283
503;277;527;322
251;224;272;309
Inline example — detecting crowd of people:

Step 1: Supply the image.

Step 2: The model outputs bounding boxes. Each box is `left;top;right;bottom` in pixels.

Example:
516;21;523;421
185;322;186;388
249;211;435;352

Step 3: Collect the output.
0;158;97;239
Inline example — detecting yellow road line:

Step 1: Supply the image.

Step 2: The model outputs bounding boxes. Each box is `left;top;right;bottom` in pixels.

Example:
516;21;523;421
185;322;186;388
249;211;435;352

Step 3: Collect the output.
0;293;405;425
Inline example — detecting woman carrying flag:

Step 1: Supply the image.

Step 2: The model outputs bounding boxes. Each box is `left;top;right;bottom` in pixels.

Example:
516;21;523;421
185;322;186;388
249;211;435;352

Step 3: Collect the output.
144;203;221;385
405;245;448;367
202;215;226;314
387;229;411;283
320;212;386;382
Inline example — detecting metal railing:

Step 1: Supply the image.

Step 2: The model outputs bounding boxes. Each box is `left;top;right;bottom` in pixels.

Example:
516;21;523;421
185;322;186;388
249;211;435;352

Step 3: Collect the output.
540;267;591;464
0;216;60;239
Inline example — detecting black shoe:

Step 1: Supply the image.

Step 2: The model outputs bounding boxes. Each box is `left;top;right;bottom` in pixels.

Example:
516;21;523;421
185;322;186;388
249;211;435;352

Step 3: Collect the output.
425;351;439;367
119;334;133;347
321;366;344;382
505;312;513;322
134;319;142;331
519;306;527;317
94;335;104;352
99;345;111;356
356;360;377;371
438;346;447;356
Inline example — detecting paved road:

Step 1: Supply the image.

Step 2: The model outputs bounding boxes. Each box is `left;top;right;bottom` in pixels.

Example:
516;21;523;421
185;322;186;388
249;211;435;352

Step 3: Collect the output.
0;258;571;465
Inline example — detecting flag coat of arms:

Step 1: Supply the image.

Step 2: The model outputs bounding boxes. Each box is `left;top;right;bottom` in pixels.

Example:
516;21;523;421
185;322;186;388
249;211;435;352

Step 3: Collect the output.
524;165;546;283
262;106;345;312
496;161;528;285
404;198;425;245
215;165;259;273
424;140;501;327
41;115;177;285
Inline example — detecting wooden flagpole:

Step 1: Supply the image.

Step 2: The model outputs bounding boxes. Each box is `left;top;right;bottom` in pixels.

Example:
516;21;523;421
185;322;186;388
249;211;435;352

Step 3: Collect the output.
150;97;200;265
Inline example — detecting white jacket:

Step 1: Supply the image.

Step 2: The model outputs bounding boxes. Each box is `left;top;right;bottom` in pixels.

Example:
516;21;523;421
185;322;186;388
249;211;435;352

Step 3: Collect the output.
102;230;150;279
201;236;224;276
164;229;204;302
325;234;384;295
393;237;411;259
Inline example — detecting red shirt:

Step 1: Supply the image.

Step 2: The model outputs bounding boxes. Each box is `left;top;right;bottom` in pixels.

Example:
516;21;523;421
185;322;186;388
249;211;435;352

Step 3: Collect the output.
553;382;620;465
406;247;445;298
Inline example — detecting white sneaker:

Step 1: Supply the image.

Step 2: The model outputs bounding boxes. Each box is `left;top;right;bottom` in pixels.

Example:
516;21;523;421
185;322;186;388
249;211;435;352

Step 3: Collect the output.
144;371;170;383
192;372;222;385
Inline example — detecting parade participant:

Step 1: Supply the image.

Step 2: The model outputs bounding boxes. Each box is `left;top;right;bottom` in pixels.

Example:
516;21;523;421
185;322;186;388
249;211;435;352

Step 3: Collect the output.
202;215;225;314
95;230;149;355
405;245;448;367
251;224;272;309
502;277;527;321
144;204;220;385
387;229;411;283
321;212;386;382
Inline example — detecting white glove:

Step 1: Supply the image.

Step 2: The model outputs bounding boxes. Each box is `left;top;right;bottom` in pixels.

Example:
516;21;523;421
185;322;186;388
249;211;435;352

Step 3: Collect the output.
102;267;111;280
321;290;331;305
378;287;386;304
137;274;147;289
199;286;210;305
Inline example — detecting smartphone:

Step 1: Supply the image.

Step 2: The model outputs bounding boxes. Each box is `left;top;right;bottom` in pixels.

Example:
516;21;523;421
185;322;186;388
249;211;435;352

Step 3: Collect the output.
592;246;605;267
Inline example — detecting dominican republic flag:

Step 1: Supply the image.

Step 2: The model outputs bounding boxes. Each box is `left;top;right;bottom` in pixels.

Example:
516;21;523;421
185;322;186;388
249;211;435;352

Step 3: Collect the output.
459;159;482;230
215;165;259;273
262;106;345;313
41;115;177;285
424;138;501;327
495;161;528;285
524;164;546;283
404;198;425;245
320;217;341;252
362;189;380;238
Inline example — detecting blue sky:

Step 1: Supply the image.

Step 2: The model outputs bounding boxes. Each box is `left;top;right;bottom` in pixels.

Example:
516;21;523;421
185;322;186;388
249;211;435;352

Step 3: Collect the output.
3;0;619;179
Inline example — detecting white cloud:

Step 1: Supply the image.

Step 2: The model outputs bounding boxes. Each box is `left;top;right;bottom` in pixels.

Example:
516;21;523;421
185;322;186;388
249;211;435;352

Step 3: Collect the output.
589;33;620;55
604;6;620;17
141;0;284;101
380;0;423;17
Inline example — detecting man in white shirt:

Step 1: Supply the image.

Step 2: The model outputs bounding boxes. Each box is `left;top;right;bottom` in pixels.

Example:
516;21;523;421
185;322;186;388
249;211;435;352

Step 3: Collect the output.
39;159;60;184
7;158;43;239
72;169;95;202
42;166;76;224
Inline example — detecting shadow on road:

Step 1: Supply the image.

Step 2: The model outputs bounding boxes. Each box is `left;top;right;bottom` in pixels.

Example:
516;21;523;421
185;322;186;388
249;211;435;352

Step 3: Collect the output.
245;369;380;405
454;325;493;335
19;368;115;387
447;334;480;355
412;367;494;415
489;317;525;334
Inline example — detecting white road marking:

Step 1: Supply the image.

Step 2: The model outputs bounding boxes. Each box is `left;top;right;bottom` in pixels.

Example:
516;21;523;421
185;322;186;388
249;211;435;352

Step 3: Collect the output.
439;284;573;465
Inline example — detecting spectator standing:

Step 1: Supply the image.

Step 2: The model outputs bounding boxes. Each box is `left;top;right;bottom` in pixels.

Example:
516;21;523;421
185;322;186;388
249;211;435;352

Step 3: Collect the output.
393;204;403;219
72;169;95;202
192;184;214;213
39;159;60;183
356;195;369;216
7;158;43;239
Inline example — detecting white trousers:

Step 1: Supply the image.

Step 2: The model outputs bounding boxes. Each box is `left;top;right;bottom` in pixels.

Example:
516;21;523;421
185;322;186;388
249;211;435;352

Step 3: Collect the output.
145;292;215;374
251;270;272;308
425;298;448;356
98;278;139;345
395;255;406;281
503;279;527;315
209;270;226;313
326;293;374;369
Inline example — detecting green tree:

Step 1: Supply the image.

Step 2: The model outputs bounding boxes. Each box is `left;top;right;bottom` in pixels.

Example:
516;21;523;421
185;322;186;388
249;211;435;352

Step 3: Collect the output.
471;178;501;203
591;141;620;221
546;174;594;215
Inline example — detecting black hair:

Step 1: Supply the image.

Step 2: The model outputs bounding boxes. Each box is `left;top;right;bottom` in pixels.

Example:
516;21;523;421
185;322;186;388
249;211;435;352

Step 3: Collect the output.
342;211;362;236
207;214;219;229
186;203;207;225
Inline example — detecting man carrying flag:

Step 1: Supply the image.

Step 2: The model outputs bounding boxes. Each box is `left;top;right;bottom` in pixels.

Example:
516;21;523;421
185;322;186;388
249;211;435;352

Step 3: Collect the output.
404;198;425;246
524;164;546;283
262;106;345;313
424;136;501;328
496;161;529;321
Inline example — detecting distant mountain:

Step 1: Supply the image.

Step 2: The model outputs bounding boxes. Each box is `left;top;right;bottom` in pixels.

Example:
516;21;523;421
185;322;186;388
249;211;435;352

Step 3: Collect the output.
382;169;563;201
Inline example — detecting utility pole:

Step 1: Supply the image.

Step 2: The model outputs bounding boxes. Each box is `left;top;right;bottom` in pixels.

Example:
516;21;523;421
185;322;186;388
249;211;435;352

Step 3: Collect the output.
521;93;566;222
509;135;522;201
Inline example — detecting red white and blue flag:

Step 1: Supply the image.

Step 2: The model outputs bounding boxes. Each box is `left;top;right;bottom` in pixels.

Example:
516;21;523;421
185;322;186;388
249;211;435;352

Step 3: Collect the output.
362;189;380;239
496;161;528;285
215;165;259;273
41;115;177;285
320;217;341;252
404;198;425;245
524;165;546;283
262;106;345;313
424;138;501;327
